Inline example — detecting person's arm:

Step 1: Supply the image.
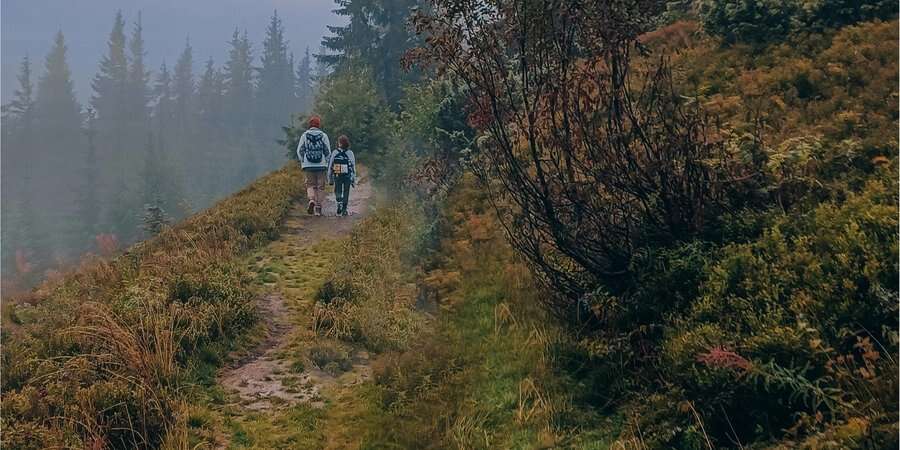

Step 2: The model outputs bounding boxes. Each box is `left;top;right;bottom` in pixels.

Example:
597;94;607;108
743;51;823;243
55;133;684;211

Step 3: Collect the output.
326;151;335;185
349;151;357;185
296;132;307;162
323;134;332;159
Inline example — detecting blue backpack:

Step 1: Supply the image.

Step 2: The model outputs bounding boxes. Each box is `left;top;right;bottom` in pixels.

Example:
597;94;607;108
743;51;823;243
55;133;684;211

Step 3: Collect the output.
331;150;352;177
303;133;327;163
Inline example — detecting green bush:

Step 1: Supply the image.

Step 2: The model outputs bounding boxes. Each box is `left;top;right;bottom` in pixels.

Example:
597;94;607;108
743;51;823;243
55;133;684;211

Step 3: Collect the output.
699;0;896;45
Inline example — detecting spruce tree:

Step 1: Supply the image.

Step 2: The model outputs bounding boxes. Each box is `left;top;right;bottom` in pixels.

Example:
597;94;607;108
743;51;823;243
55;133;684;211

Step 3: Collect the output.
256;10;293;141
91;11;128;141
126;12;150;127
1;55;38;271
3;55;36;141
142;200;170;236
319;0;378;69
106;175;140;245
140;131;183;225
34;31;84;263
313;45;331;88
173;37;195;137
153;62;174;138
35;30;82;137
374;0;421;105
319;0;422;105
196;57;226;200
223;29;254;136
295;47;313;113
196;57;224;129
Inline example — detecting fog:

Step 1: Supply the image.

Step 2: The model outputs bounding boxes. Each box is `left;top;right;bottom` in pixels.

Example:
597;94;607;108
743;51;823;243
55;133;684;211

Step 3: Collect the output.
2;0;342;102
1;0;346;289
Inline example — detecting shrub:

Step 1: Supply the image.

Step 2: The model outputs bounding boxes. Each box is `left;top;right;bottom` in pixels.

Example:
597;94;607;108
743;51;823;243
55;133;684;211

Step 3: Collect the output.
698;0;897;45
307;341;353;376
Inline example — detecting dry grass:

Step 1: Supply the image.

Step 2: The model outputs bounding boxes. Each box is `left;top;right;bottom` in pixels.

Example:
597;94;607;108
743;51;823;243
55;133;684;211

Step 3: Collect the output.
1;165;304;449
311;201;427;352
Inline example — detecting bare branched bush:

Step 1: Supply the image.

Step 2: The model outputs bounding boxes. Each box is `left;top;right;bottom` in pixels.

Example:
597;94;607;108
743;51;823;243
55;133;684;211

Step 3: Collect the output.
408;0;754;318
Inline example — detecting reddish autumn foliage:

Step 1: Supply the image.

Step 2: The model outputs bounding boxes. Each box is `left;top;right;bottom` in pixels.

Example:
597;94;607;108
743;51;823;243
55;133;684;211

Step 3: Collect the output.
696;346;753;372
95;233;120;256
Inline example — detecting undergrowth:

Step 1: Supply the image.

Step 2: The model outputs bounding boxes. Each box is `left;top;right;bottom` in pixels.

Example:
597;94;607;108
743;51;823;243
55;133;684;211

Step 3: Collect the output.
1;164;304;449
315;176;630;449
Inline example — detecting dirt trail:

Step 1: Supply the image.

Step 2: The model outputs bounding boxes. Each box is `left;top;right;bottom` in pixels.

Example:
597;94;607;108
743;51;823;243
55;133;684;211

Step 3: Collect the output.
218;175;373;413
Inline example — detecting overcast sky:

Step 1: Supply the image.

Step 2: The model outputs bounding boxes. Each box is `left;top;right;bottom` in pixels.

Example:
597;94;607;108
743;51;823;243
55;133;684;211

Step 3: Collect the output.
2;0;345;104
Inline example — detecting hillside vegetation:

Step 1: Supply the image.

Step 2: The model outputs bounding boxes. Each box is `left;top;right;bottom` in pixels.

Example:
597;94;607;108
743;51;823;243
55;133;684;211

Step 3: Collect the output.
1;1;897;449
2;166;303;448
397;3;898;446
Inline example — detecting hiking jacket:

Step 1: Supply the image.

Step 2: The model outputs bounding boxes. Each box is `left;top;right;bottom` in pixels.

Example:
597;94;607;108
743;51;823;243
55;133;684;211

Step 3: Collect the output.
327;148;356;185
296;128;331;170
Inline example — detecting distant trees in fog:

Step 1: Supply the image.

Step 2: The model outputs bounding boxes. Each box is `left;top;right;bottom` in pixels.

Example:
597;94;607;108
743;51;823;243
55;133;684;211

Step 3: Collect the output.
1;9;318;287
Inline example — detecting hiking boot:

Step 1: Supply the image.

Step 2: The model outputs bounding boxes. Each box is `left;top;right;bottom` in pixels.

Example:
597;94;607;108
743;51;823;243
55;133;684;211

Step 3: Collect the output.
307;201;315;215
314;205;322;216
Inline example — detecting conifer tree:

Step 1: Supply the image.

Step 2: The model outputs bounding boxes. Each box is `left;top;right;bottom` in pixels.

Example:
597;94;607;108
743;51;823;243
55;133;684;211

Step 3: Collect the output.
91;11;128;141
126;12;150;127
223;29;254;136
35;30;82;137
374;0;421;105
34;31;84;263
3;55;36;141
153;62;174;138
295;47;313;113
106;176;140;244
318;0;421;105
173;37;195;137
313;45;331;88
195;57;226;200
196;57;224;129
142;200;170;236
1;55;38;271
256;10;294;140
319;0;378;69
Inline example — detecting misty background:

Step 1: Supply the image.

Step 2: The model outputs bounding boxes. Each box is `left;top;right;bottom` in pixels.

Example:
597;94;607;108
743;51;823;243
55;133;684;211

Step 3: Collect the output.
1;0;347;289
2;0;341;103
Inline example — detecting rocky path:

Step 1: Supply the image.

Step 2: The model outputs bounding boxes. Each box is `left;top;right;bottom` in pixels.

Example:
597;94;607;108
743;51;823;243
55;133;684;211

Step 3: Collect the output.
216;174;373;421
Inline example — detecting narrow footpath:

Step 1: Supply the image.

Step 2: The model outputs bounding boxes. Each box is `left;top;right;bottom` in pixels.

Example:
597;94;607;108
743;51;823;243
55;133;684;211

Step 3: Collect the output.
213;175;374;448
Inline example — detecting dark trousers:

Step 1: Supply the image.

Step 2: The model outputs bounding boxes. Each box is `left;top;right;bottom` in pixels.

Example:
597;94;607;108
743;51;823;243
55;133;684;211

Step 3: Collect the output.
334;176;352;214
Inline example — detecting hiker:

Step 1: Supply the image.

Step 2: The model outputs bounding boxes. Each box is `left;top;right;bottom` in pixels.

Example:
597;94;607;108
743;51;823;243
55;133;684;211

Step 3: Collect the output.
296;115;331;216
328;135;357;217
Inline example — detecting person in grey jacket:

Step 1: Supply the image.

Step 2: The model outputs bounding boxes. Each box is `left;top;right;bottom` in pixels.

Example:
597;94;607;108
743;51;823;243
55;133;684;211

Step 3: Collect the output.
296;115;331;216
327;135;357;216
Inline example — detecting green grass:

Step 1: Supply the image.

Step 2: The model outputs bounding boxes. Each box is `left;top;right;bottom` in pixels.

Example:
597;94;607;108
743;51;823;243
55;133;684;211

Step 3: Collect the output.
219;404;325;450
181;219;349;449
317;246;623;449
